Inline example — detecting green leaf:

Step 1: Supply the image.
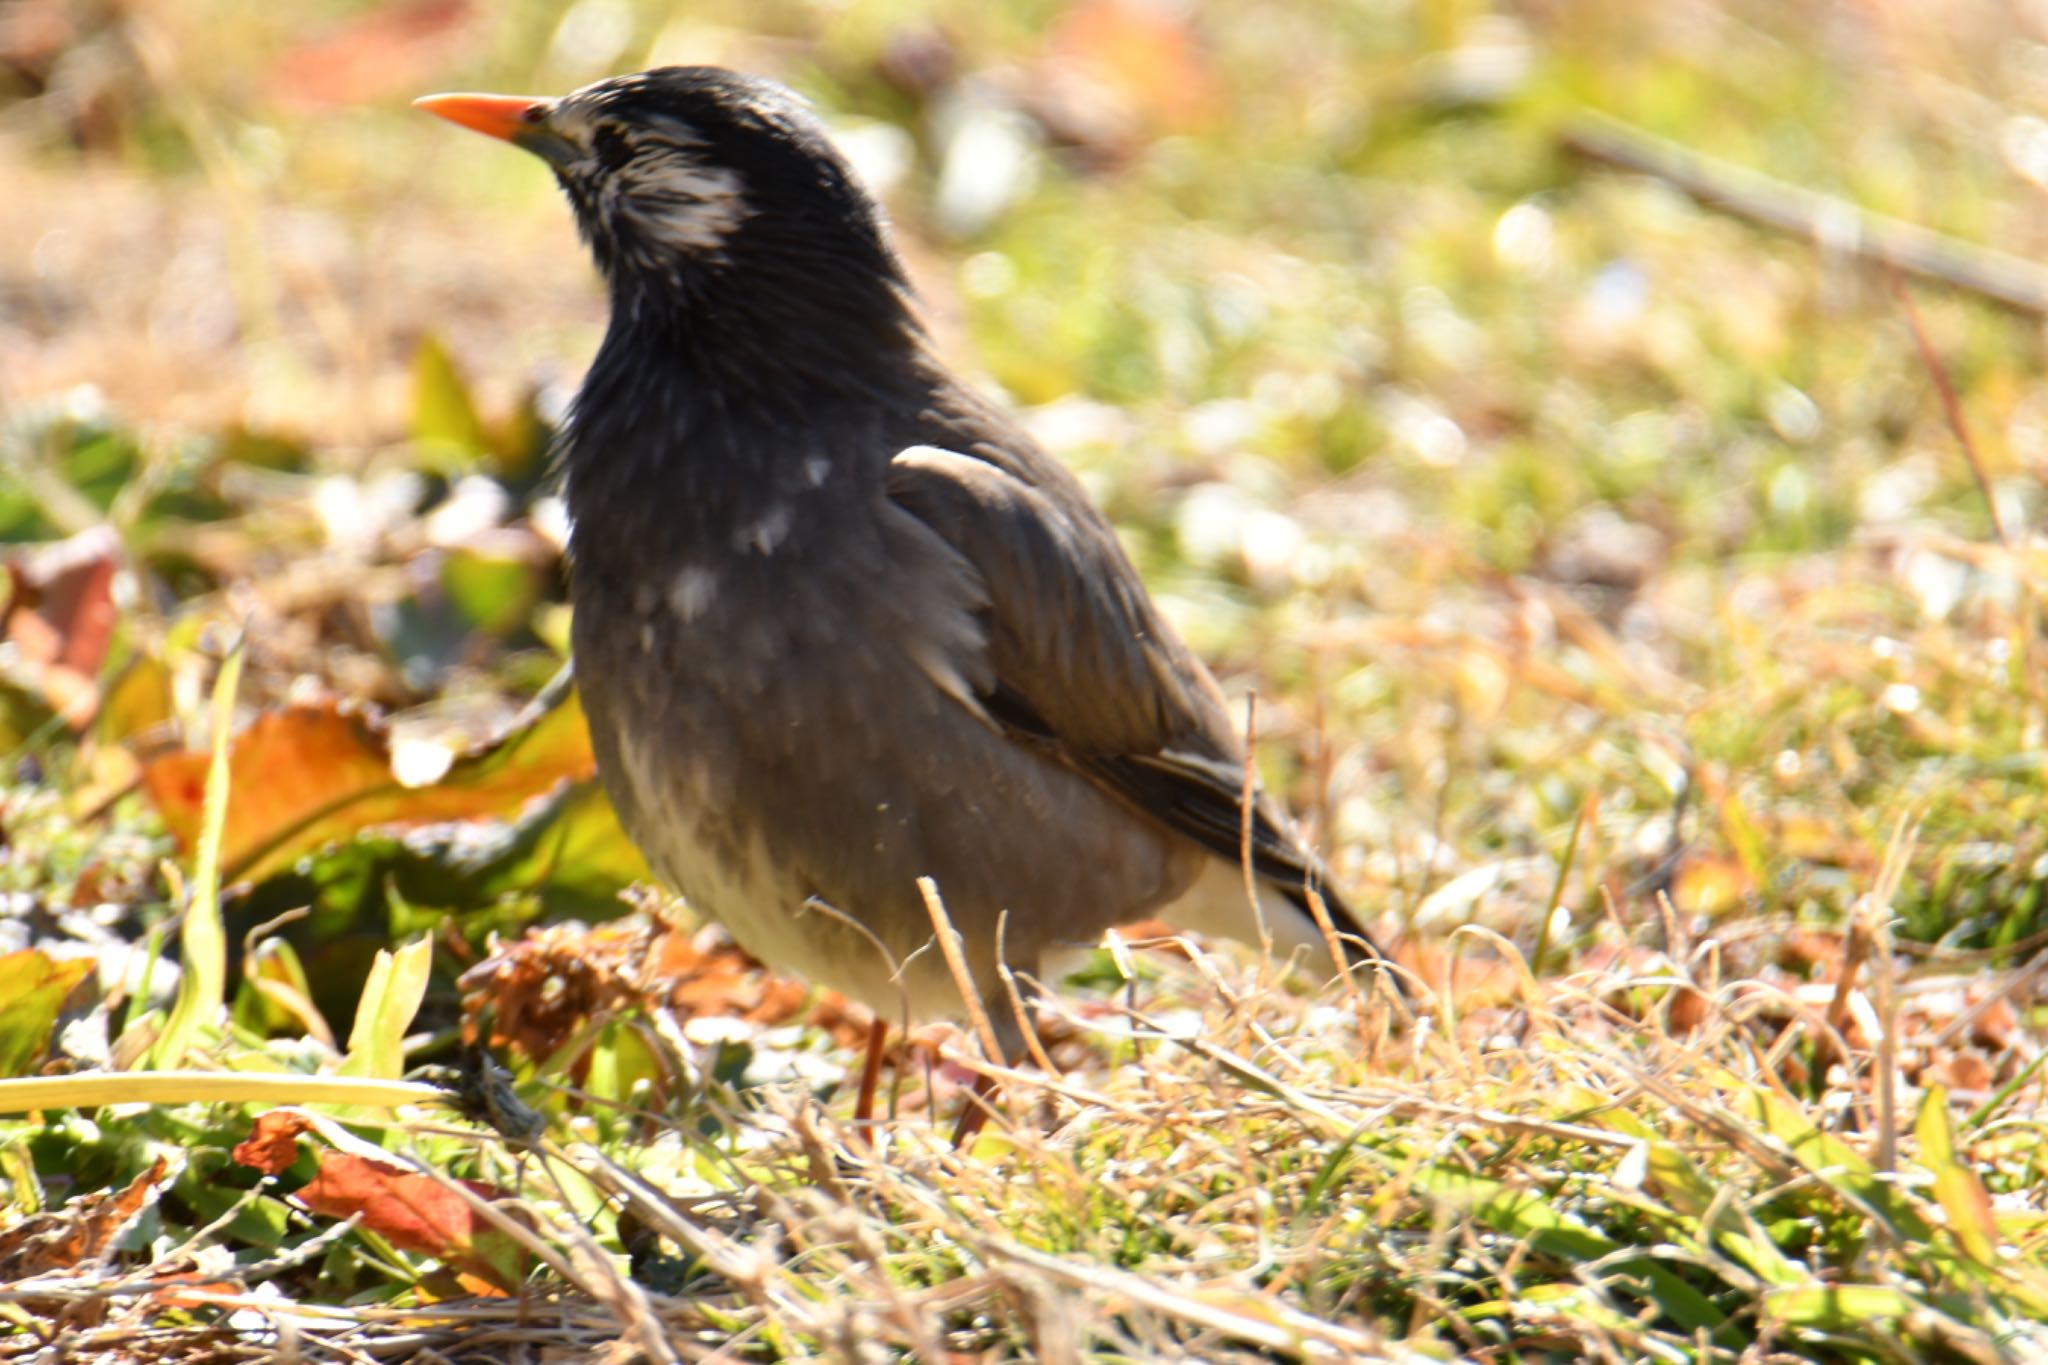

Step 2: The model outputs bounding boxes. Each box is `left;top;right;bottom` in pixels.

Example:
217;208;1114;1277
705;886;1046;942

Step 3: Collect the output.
338;936;433;1081
1415;1165;1725;1331
231;936;331;1045
1764;1283;1914;1328
1916;1085;1999;1267
0;951;95;1077
491;385;552;485
412;334;490;469
440;545;542;635
1745;1087;1935;1244
95;649;175;746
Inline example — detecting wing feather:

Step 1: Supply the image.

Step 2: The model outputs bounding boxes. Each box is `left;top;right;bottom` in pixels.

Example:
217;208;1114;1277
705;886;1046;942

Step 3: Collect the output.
884;441;1394;972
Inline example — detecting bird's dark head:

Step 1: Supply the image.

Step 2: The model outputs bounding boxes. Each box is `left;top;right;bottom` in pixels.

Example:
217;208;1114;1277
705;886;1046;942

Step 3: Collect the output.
419;68;920;387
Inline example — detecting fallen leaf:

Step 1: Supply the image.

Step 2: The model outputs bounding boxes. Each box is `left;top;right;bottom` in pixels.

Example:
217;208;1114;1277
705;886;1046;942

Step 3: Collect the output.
1671;853;1751;917
298;1153;523;1293
0;527;121;728
4;526;120;675
233;1114;524;1292
1927;1048;1995;1094
460;920;661;1065
141;675;600;883
0;949;96;1077
0;1156;169;1280
232;1110;318;1176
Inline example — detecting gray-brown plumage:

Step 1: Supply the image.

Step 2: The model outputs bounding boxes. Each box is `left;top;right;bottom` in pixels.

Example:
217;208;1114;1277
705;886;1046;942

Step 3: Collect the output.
418;68;1399;1074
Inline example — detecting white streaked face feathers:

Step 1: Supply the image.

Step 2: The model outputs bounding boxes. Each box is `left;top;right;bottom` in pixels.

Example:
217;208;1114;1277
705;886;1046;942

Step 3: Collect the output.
527;68;919;370
543;95;753;267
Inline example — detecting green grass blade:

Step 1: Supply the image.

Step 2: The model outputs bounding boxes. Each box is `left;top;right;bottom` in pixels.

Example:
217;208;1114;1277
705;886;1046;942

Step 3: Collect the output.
149;638;243;1070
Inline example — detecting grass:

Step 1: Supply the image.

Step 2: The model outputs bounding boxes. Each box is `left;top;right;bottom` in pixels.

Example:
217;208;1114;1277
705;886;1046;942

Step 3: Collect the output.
4;0;2048;1359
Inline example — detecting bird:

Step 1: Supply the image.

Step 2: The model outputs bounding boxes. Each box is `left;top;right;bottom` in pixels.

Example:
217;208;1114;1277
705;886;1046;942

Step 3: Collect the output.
417;67;1401;1138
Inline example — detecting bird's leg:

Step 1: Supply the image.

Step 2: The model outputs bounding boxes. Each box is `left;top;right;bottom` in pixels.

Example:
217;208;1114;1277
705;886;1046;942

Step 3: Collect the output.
853;1016;889;1134
951;941;1053;1147
949;1070;1002;1148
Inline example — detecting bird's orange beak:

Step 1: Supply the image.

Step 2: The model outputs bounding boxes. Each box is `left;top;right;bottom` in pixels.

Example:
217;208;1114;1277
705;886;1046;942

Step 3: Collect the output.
416;92;582;168
413;92;544;143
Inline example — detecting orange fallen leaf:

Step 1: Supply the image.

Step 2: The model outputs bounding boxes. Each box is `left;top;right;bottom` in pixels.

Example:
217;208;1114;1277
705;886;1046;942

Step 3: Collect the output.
462;921;873;1064
460;921;655;1065
232;1110;317;1176
1927;1048;1995;1094
141;680;601;883
301;1153;524;1293
234;1113;524;1293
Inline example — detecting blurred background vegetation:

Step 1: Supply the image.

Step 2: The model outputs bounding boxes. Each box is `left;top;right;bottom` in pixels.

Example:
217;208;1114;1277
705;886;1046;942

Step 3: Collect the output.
7;0;2048;1356
7;0;2048;979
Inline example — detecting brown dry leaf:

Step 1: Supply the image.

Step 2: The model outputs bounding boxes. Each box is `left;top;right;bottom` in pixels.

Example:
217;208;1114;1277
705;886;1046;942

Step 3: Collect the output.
1403;941;1520;1009
1780;930;1846;975
460;921;656;1064
1;527;121;728
1927;1048;1996;1093
0;0;77;77
1664;983;1710;1033
4;528;119;675
1963;994;2019;1051
663;929;807;1024
140;683;599;882
1577;943;1710;1033
298;1153;524;1294
0;1156;169;1280
462;921;870;1061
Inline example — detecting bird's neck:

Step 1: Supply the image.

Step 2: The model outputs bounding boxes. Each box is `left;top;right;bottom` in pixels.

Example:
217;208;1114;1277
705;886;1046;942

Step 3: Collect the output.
558;273;934;563
610;255;923;396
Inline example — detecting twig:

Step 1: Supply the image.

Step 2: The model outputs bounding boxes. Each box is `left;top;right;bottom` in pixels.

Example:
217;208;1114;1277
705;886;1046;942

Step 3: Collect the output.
1930;949;2048;1050
1562;109;2048;317
1239;692;1272;961
1531;794;1596;979
994;909;1060;1077
1867;811;1918;1176
967;1235;1389;1359
1815;909;1874;1087
918;877;1005;1067
1887;270;2048;727
1888;271;2012;546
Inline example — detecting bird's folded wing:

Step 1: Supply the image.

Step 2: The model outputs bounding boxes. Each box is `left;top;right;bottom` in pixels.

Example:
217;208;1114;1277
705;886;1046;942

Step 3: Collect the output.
882;443;1327;891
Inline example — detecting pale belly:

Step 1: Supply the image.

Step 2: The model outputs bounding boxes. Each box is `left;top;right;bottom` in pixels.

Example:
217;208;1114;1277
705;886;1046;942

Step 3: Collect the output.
581;655;1207;1037
604;724;974;1019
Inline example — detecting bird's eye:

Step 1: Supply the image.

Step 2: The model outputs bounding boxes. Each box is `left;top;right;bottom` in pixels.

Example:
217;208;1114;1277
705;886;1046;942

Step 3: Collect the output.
593;124;633;171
